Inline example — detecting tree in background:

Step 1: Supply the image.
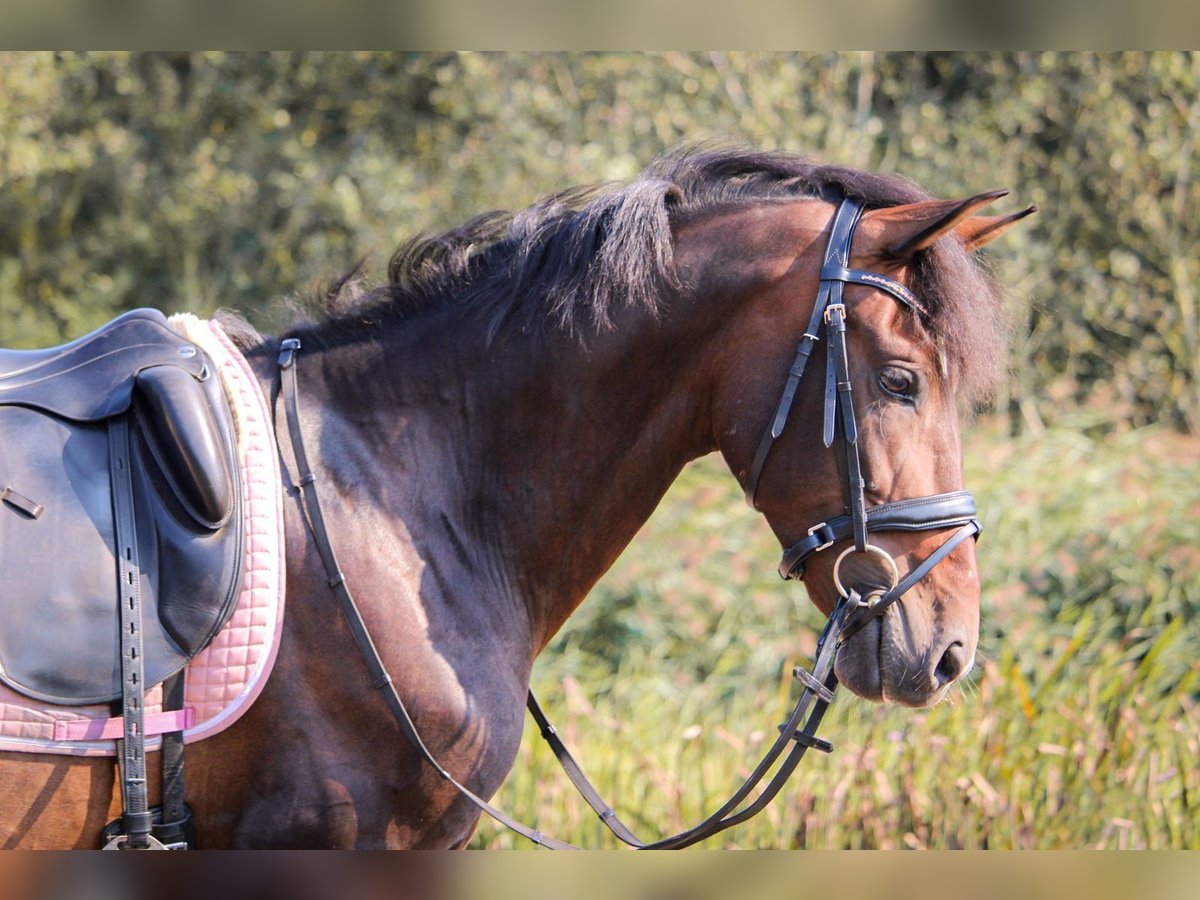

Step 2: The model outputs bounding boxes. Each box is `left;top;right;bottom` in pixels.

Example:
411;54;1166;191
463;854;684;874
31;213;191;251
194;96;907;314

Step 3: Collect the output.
1;51;1195;432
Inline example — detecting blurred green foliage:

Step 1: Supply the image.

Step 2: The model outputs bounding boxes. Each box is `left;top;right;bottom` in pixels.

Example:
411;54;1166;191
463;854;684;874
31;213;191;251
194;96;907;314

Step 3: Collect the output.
1;51;1197;432
481;424;1198;848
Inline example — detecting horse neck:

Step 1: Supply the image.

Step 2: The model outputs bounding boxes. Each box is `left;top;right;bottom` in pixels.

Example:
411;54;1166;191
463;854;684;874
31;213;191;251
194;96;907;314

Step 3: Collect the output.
307;301;721;652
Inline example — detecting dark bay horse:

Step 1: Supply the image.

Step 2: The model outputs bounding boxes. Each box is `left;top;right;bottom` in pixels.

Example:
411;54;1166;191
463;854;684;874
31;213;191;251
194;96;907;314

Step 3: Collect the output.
0;148;1029;848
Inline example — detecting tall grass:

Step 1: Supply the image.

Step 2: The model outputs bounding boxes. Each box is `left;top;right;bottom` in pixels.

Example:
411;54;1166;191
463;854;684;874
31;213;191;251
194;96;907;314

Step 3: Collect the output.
472;424;1199;848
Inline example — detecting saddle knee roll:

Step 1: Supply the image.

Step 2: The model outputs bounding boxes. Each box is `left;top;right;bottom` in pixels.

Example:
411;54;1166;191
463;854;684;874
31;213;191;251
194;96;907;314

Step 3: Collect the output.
133;365;235;530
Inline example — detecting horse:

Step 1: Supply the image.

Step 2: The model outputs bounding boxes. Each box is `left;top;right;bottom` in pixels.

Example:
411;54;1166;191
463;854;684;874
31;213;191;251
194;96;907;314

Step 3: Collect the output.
0;147;1031;848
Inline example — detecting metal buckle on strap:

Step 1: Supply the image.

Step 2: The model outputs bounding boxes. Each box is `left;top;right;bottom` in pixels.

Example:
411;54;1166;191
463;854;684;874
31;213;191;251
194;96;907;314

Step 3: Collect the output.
806;521;835;554
103;833;170;850
277;337;301;369
823;303;846;324
1;486;43;519
792;665;836;703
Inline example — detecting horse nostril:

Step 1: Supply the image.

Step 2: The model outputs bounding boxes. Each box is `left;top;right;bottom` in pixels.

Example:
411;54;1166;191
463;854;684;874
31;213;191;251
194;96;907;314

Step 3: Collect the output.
934;640;969;687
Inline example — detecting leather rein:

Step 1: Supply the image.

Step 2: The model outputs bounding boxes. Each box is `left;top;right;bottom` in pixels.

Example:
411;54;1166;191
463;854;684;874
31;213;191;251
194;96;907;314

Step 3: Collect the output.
273;196;981;849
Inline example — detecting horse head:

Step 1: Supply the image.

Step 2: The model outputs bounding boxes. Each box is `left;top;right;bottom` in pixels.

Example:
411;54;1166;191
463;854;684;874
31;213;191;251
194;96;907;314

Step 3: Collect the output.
696;187;1033;708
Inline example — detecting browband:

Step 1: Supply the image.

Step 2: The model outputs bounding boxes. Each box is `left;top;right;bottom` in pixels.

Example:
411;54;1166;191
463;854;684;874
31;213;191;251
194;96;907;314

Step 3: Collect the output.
817;265;921;312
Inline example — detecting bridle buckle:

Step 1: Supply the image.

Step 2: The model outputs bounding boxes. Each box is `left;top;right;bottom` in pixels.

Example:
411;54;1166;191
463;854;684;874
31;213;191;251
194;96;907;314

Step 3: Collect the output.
806;522;835;554
822;302;846;325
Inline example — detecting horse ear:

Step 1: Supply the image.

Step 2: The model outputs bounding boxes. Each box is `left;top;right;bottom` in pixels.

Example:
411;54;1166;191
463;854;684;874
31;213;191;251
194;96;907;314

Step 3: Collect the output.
863;190;1010;259
955;205;1038;252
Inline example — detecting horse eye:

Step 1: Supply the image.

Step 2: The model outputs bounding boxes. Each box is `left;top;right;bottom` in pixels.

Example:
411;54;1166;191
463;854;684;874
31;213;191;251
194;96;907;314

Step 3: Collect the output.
878;367;916;401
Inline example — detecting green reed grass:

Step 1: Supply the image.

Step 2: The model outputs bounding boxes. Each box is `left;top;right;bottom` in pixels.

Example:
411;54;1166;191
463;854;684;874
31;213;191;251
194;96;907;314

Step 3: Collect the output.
472;424;1199;849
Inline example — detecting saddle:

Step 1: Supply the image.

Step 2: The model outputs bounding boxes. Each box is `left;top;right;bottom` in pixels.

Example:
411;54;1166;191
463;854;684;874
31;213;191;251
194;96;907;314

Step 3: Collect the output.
0;308;244;706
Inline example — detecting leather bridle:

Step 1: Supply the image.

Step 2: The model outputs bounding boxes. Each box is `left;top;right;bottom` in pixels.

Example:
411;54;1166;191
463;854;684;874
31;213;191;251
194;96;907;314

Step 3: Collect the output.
274;196;982;849
745;197;981;641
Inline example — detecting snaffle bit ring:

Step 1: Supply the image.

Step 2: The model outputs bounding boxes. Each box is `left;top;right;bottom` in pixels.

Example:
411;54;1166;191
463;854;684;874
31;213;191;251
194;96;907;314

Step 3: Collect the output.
832;543;899;599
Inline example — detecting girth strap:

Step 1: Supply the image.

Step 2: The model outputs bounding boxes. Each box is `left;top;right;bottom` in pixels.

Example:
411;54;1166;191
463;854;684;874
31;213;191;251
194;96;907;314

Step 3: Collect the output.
157;670;192;849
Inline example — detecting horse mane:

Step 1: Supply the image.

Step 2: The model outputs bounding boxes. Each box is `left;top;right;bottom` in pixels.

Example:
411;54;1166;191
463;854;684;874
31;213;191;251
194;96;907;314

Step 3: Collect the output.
290;144;1009;399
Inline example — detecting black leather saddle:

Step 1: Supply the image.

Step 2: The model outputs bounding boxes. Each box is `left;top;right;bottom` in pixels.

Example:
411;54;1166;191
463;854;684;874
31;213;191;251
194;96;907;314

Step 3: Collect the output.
0;308;244;705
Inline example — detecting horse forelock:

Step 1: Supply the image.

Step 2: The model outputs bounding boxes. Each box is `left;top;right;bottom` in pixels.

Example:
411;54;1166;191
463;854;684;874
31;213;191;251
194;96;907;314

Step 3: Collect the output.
298;144;1009;399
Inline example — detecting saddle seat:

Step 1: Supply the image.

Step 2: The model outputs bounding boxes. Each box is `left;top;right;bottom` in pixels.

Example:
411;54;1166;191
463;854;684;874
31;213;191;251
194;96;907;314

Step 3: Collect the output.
0;309;205;414
0;308;245;705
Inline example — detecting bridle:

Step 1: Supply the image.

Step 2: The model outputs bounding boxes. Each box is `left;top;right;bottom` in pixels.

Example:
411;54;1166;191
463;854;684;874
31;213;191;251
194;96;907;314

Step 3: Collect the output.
745;196;981;641
274;195;982;849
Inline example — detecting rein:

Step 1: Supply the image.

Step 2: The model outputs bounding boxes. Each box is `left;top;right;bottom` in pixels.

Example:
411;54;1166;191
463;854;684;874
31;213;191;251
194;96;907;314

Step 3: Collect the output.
277;336;844;849
272;195;981;849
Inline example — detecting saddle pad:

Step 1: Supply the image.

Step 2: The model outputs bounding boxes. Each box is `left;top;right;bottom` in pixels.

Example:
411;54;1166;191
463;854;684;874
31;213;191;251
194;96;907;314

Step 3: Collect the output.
0;317;286;756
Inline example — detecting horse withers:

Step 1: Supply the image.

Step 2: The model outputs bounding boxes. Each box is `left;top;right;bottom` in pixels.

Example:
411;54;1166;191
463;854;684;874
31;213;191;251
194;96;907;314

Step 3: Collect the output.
0;147;1031;848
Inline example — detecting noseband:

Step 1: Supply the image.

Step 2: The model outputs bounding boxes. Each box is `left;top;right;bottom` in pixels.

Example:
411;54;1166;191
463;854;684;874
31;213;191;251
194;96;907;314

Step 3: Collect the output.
745;197;981;639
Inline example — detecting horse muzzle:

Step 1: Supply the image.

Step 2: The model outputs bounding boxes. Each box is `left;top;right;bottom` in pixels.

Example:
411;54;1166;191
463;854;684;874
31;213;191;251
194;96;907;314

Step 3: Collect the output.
833;587;978;708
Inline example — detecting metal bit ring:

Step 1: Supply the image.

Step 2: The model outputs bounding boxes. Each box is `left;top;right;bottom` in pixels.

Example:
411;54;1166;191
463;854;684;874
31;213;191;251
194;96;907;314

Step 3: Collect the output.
832;544;899;599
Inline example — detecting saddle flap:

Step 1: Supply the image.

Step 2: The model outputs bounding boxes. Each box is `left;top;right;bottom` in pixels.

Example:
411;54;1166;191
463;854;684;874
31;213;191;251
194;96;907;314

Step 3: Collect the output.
133;365;235;529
